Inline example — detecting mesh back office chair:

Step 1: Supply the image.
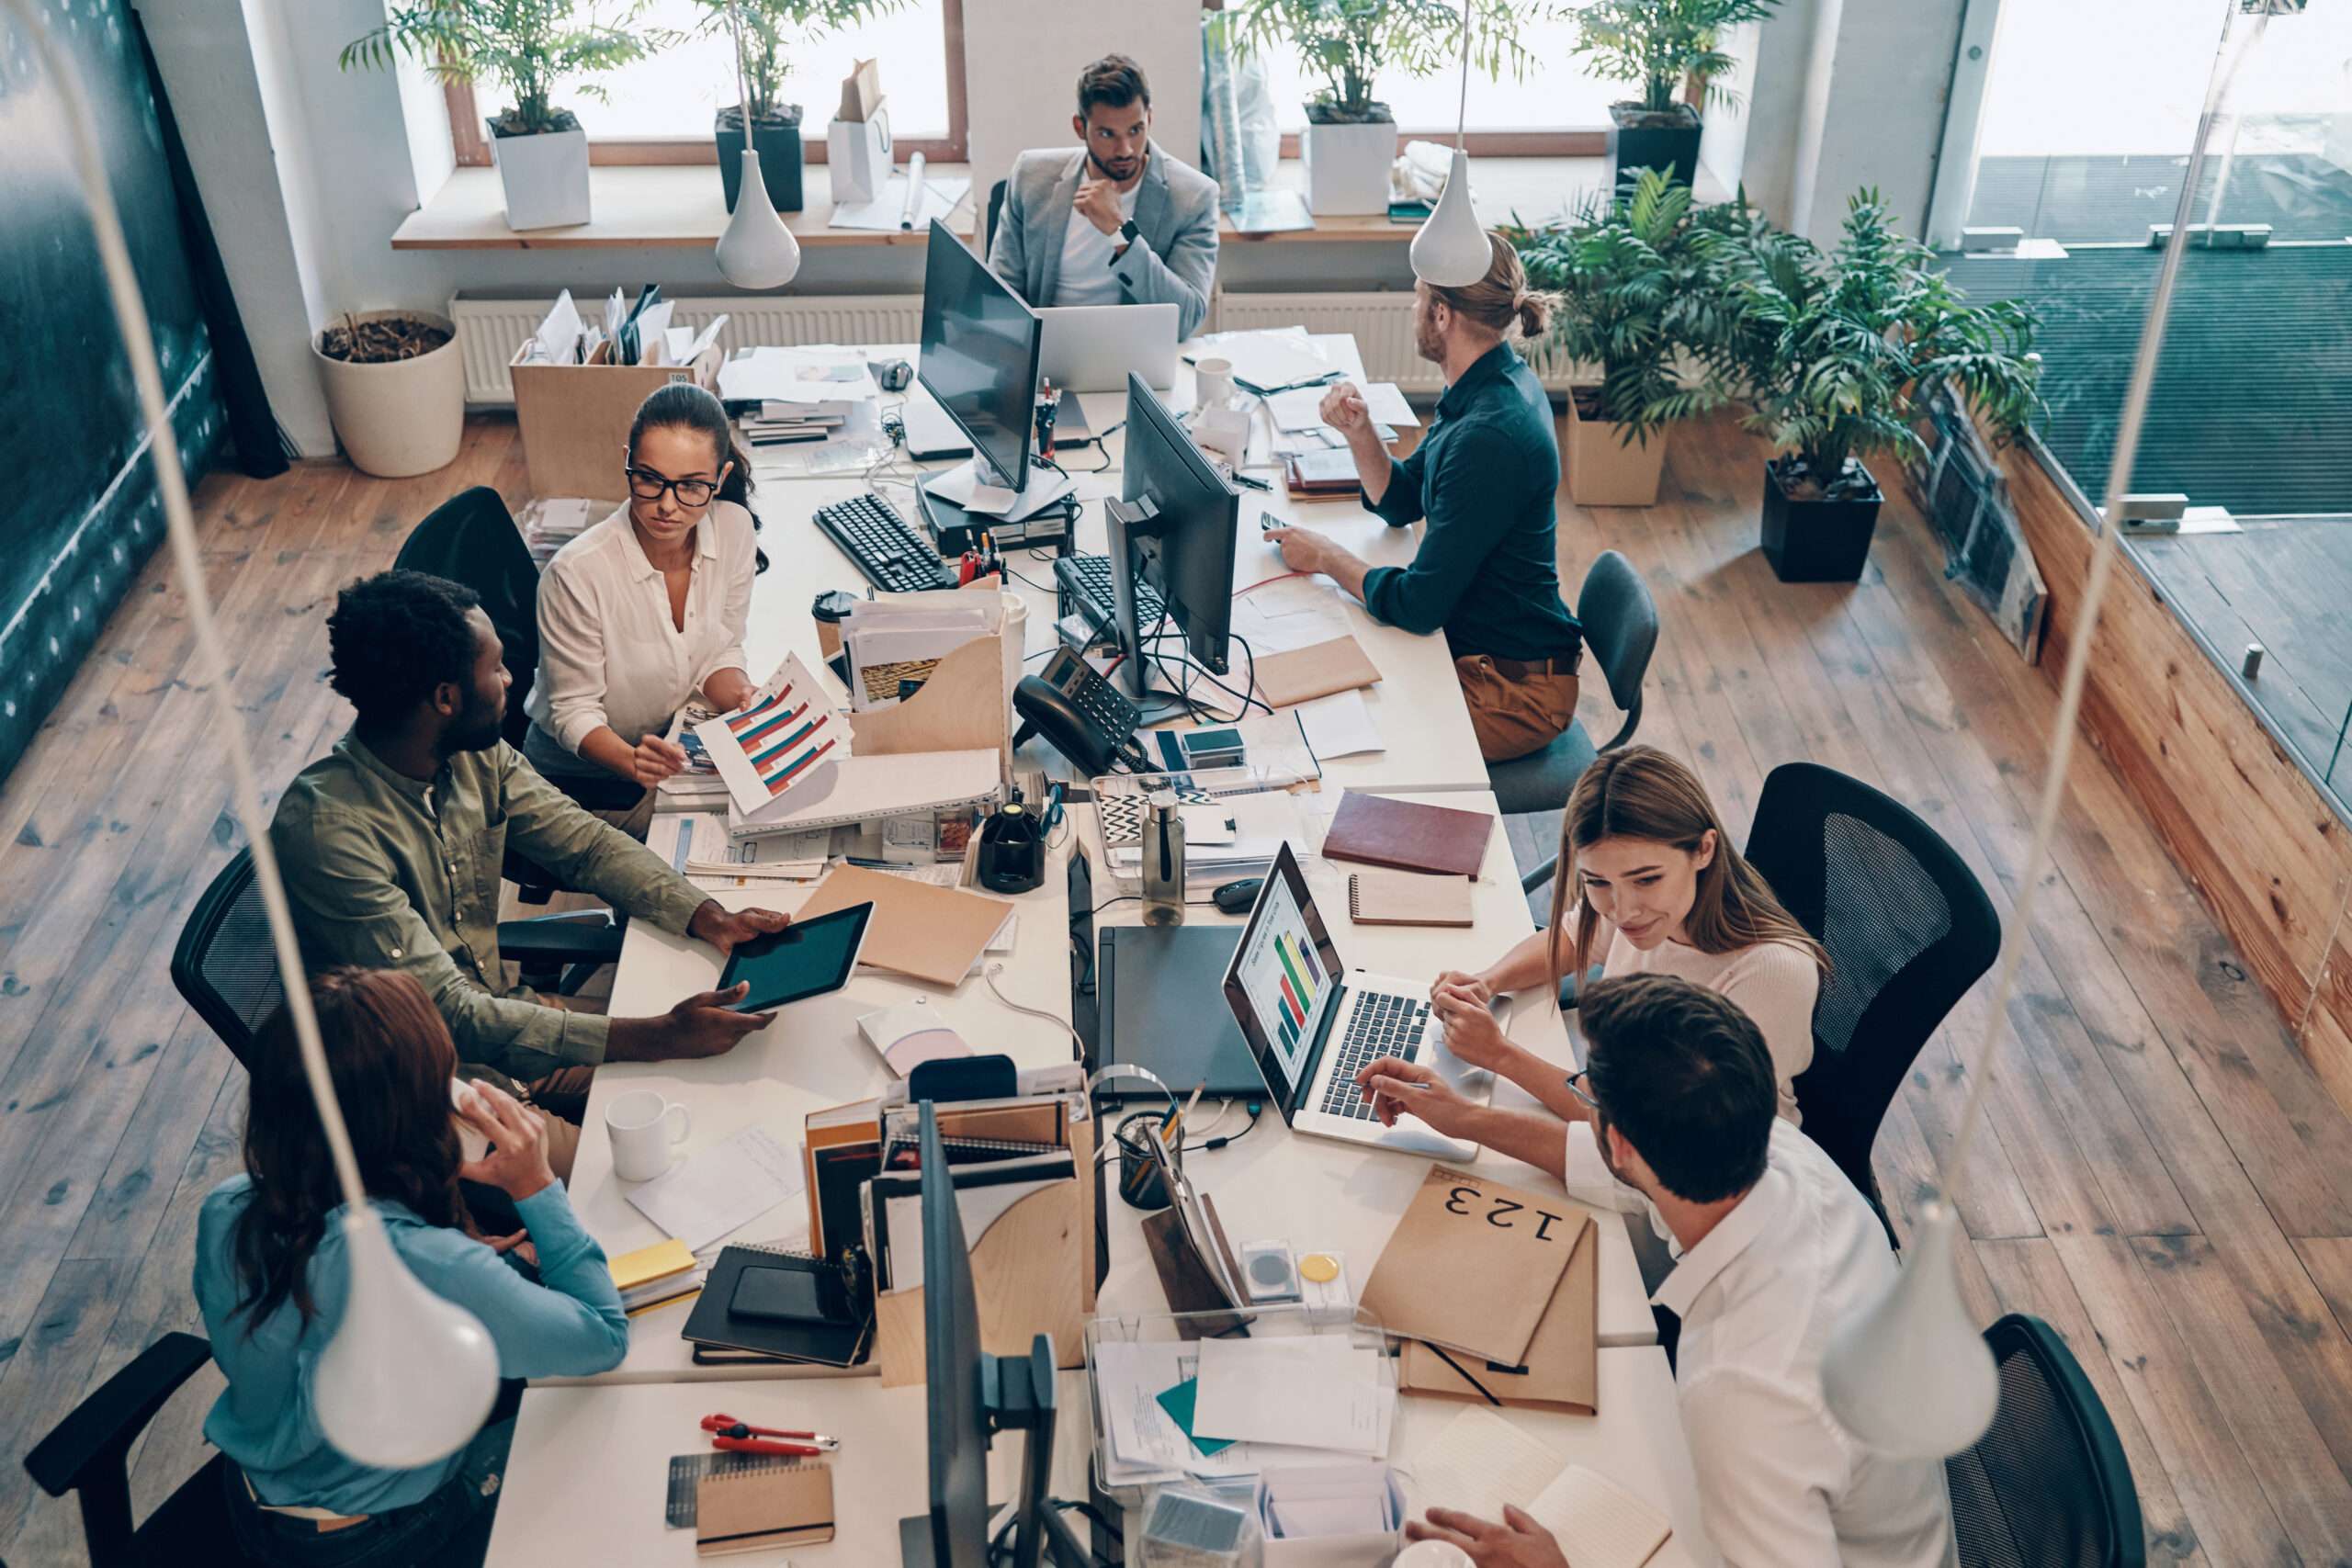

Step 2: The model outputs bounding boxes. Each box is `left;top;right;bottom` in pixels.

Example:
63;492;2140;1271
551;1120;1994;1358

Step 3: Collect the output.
393;488;628;985
1947;1314;2145;1568
1743;761;2000;1238
986;179;1009;259
24;1333;260;1568
1506;550;1660;893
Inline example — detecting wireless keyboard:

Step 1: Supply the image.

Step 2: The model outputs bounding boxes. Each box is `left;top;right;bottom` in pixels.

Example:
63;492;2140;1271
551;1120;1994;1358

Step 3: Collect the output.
812;493;957;593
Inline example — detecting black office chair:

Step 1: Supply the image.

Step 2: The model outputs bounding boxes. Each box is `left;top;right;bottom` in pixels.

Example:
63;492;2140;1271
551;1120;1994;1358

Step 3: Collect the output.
23;1332;257;1568
1948;1314;2145;1568
1743;761;2000;1239
393;488;632;987
1504;550;1660;896
985;178;1009;257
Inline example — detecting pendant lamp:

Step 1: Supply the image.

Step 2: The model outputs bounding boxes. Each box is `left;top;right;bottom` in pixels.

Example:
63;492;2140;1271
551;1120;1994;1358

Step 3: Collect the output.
715;0;802;289
1410;4;1492;288
8;0;501;1469
1819;2;2268;1461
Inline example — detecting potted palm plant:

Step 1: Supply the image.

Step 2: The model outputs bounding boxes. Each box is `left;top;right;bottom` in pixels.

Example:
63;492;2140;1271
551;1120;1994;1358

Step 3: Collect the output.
1233;0;1536;216
1570;0;1779;191
1707;189;2041;581
343;1;673;231
1510;168;1733;506
695;0;904;215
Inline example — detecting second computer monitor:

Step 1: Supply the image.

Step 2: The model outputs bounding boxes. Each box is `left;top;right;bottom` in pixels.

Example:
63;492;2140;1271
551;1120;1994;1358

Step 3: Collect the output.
1115;373;1238;692
917;219;1040;491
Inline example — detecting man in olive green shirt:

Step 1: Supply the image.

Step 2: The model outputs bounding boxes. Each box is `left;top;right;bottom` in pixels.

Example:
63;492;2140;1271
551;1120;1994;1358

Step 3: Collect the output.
272;570;786;1092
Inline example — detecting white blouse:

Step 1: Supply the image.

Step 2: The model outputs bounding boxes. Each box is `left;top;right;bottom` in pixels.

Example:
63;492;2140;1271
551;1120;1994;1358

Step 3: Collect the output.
525;501;757;758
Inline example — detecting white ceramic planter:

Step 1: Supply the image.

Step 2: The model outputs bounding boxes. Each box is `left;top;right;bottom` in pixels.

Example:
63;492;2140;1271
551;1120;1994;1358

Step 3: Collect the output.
1302;116;1397;216
492;124;591;231
313;310;465;478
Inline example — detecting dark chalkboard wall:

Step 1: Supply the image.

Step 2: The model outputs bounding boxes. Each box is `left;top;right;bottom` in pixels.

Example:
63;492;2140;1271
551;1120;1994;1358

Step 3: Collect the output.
0;0;228;778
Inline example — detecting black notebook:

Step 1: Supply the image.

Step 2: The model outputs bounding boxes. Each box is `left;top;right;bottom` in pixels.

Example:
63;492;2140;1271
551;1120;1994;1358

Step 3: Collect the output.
681;1244;871;1369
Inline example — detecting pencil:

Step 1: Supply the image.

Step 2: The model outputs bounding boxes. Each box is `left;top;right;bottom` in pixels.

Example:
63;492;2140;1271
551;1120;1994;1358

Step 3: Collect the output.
1162;1079;1207;1148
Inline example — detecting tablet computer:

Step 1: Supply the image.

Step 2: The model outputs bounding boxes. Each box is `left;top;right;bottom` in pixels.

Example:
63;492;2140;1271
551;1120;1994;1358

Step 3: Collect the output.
718;902;875;1012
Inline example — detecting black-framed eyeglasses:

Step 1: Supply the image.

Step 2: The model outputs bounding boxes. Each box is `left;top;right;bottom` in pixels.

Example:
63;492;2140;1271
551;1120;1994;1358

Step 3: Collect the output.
625;467;718;507
1565;1068;1599;1116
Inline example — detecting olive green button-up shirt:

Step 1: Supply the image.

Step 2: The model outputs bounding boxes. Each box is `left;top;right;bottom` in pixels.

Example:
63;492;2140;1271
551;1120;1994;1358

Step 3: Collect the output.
270;732;709;1078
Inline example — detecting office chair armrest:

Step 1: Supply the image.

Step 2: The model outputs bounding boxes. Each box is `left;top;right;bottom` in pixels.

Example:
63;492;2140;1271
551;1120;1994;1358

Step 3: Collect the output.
498;913;627;970
24;1332;213;1499
1520;853;1559;897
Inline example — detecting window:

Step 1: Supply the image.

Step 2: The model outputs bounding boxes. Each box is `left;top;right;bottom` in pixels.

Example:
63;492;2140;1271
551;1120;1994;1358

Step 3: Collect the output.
1256;14;1615;152
445;0;966;164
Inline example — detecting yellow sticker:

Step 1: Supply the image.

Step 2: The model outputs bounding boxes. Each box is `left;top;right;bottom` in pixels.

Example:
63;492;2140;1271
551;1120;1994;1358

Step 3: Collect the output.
1298;1252;1340;1284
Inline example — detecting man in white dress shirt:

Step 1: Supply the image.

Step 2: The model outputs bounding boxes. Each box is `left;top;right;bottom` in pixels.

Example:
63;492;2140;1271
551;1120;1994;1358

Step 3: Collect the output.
1379;975;1957;1568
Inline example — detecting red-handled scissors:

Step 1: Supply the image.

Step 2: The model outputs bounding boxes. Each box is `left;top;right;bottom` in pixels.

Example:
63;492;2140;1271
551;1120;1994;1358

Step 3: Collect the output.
699;1414;841;1457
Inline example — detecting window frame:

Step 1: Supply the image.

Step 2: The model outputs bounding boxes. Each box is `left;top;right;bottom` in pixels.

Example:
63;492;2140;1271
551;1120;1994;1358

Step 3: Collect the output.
441;0;969;167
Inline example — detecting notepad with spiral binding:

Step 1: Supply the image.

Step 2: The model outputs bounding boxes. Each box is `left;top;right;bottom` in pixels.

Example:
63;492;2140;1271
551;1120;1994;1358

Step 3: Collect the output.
694;1459;834;1555
1348;869;1476;928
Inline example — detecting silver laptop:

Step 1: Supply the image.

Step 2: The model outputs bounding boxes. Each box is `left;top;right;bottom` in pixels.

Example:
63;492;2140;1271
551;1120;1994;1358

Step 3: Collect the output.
1036;303;1180;392
1221;843;1502;1160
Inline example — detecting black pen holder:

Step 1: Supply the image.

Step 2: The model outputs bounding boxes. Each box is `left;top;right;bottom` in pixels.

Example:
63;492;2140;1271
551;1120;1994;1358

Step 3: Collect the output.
1114;1110;1178;1213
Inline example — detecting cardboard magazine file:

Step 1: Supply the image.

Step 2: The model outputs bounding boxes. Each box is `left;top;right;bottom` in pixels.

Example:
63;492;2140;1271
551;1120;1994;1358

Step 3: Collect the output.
870;1116;1097;1386
510;339;722;502
845;633;1013;778
1396;1202;1600;1414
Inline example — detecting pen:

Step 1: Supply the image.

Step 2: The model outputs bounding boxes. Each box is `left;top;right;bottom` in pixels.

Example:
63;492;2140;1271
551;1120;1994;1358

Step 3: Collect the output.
1230;471;1271;492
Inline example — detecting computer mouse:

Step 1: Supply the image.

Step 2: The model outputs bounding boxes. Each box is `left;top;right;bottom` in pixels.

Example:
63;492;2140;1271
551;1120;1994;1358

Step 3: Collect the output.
1212;878;1263;914
875;357;913;392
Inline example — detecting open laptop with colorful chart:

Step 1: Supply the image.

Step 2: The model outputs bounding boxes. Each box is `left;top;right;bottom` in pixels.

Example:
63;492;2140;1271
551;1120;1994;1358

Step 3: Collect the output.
1220;843;1503;1161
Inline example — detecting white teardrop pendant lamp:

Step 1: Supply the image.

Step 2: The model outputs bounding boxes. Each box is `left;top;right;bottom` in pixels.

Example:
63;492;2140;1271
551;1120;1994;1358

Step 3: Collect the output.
6;0;501;1470
1819;3;2269;1462
1409;3;1492;288
716;0;801;289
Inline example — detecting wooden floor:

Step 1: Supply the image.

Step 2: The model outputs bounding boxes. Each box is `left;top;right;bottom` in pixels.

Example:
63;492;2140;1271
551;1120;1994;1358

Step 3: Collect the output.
6;414;2352;1564
2131;518;2352;804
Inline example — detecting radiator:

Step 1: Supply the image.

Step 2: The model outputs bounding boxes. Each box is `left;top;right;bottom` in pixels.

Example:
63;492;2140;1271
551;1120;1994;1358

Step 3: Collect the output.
450;293;924;404
1212;289;1587;394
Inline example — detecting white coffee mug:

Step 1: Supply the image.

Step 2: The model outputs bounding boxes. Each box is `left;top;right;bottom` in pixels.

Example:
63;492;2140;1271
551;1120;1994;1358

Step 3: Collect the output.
606;1089;692;1181
1193;355;1235;413
1395;1540;1476;1568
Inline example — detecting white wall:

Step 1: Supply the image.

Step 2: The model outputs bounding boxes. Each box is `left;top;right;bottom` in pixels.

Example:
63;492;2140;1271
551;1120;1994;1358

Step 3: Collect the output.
962;0;1204;206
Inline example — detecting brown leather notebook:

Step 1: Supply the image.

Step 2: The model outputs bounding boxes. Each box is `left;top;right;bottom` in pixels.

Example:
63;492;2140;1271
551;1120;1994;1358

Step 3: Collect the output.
1320;791;1493;878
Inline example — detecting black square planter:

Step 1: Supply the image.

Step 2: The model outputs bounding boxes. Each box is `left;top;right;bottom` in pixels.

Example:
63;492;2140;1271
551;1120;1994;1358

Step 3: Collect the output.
716;107;804;213
1606;103;1702;192
1760;457;1883;582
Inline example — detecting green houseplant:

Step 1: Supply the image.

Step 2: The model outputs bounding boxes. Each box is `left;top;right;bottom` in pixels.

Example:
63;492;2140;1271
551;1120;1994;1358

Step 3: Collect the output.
693;0;906;214
1570;0;1780;191
1706;188;2041;581
342;0;673;231
1231;0;1537;215
1510;167;1736;504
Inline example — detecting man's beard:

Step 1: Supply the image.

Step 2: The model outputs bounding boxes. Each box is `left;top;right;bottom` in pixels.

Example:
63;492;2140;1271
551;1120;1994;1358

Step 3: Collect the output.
440;695;506;757
1090;148;1140;183
1413;309;1442;365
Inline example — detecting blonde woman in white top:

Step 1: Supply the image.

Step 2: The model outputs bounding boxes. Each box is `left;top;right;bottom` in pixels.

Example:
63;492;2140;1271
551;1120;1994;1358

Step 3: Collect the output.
524;384;760;833
1399;745;1829;1133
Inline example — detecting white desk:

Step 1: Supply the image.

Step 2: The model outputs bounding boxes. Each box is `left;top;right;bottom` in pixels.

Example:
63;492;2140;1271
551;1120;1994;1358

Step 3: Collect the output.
1082;791;1658;1352
553;855;1077;1385
486;1349;1714;1567
741;343;1490;795
487;1371;1095;1566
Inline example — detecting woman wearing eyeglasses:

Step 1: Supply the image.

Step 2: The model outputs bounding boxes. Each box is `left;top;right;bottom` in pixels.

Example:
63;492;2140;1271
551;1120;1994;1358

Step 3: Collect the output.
523;383;761;834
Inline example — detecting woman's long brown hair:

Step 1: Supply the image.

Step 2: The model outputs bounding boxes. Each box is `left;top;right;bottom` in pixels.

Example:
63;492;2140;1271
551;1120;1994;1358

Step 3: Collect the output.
232;966;471;1329
1545;747;1829;987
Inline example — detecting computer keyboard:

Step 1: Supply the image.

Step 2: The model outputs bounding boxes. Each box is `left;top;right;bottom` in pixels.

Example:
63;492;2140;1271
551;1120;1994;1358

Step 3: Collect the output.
1319;992;1430;1121
812;493;957;593
1065;552;1166;626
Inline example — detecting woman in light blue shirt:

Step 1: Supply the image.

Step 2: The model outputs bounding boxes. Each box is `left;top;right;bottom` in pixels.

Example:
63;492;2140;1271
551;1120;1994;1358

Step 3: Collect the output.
193;967;628;1565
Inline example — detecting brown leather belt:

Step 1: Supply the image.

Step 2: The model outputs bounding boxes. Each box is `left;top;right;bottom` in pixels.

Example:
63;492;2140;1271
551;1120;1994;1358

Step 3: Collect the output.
1486;651;1581;680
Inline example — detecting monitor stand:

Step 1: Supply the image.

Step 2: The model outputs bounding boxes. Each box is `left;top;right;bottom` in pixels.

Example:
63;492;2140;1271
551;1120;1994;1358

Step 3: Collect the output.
899;1343;1102;1568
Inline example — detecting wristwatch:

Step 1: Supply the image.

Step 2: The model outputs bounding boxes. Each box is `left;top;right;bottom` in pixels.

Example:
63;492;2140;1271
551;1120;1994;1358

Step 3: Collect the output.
1117;218;1141;246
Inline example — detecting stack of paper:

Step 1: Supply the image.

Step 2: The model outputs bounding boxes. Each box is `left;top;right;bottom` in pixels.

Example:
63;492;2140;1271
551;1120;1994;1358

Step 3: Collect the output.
1091;1337;1398;1489
1267;381;1419;446
718;345;879;406
1192;1337;1393;1455
626;1127;804;1252
1192;328;1336;395
840;595;1000;713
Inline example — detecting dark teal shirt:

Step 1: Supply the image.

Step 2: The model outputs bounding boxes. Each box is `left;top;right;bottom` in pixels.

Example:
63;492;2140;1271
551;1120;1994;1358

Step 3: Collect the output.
1362;344;1582;662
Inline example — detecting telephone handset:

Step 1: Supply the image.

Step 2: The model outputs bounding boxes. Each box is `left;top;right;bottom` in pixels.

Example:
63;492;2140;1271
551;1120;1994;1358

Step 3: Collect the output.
1014;647;1148;776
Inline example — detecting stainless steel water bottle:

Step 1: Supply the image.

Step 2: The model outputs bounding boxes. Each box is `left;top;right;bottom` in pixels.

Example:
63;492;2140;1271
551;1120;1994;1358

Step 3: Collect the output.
1141;790;1185;925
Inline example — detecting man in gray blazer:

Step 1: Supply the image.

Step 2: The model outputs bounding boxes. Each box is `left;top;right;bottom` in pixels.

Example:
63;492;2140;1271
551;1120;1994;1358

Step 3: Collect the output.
987;55;1219;340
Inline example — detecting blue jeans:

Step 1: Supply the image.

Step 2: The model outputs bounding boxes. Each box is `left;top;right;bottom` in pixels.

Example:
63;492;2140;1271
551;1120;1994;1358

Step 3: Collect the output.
222;1420;514;1568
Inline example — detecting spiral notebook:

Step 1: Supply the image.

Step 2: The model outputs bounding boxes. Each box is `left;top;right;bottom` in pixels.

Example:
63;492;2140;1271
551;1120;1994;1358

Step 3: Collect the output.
694;1459;834;1555
1348;870;1475;928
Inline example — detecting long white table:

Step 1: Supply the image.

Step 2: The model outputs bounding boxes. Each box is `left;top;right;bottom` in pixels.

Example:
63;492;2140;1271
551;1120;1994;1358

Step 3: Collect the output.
1081;792;1659;1353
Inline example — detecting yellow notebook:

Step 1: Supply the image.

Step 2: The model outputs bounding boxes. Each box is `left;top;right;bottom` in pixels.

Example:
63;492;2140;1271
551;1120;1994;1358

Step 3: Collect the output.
609;1237;695;1292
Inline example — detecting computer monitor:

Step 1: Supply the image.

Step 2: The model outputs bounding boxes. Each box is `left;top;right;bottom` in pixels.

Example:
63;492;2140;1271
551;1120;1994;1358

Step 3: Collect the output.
903;1101;1097;1568
1106;373;1239;702
918;219;1041;492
